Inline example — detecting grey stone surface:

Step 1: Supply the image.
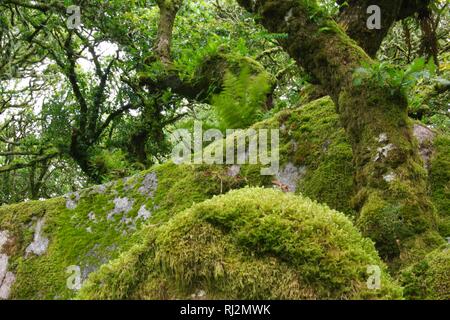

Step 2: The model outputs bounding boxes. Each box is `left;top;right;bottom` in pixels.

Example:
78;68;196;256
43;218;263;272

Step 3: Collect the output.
0;230;15;300
65;192;80;210
413;124;435;144
107;197;135;221
138;172;158;198
0;231;8;250
137;205;152;221
0;257;14;299
0;255;8;281
413;124;436;169
275;162;307;193
25;219;49;257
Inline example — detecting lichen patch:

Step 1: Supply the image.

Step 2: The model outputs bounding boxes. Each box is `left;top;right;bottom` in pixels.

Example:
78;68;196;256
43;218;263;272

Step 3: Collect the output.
65;192;81;210
374;144;395;162
138;172;158;198
275;162;306;192
107;197;135;221
25;219;49;257
137;205;152;221
0;231;15;300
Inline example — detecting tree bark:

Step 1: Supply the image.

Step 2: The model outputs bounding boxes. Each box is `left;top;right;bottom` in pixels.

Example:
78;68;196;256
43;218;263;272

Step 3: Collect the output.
337;0;431;57
418;7;439;67
236;0;442;263
154;0;183;67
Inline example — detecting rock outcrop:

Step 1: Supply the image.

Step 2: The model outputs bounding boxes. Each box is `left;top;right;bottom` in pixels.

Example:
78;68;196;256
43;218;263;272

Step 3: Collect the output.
0;97;448;299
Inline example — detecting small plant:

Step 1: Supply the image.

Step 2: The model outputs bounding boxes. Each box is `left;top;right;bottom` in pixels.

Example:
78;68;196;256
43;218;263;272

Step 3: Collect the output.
212;66;271;130
90;149;133;180
353;58;437;95
173;37;223;81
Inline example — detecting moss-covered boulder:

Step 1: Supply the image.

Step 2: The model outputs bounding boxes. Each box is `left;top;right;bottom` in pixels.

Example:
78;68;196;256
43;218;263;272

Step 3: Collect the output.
0;163;249;299
78;188;402;300
400;247;450;300
0;97;449;299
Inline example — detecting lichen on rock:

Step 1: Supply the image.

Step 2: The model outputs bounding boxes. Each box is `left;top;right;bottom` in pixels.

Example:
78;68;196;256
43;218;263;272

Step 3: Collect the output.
65;192;80;210
107;197;135;221
0;230;15;300
138;172;158;198
25;219;49;257
275;162;306;192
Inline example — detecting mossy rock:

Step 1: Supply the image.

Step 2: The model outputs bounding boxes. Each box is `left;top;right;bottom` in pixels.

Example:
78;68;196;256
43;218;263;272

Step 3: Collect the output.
0;163;247;299
429;136;450;237
400;247;450;300
78;188;402;300
1;97;449;299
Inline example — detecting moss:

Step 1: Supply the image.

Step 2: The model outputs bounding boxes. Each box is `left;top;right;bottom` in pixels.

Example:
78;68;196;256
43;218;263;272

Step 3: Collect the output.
336;82;442;261
1;97;449;299
0;186;147;299
78;188;402;300
193;52;275;98
0;162;250;299
429;136;450;237
400;247;450;300
282;97;355;214
151;162;248;221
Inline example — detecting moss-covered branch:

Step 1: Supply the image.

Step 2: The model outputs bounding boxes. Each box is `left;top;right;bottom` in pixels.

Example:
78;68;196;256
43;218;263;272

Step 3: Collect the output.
0;149;60;174
139;0;275;105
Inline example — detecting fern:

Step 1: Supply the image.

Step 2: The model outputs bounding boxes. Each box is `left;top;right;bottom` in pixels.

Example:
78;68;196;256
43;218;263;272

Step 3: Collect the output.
212;67;271;130
353;58;437;95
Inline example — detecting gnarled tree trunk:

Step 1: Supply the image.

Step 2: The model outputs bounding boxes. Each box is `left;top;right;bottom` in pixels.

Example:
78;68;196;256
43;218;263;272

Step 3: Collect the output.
337;0;431;57
236;0;442;264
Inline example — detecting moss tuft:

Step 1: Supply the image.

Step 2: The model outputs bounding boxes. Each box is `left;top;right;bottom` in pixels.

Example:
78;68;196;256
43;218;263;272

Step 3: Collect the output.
429;136;450;237
78;188;402;300
400;247;450;300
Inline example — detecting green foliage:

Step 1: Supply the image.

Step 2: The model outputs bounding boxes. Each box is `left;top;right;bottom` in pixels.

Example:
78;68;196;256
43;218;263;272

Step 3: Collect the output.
408;52;450;132
353;58;437;95
2;0;450;301
212;67;271;130
90;149;136;181
173;37;224;81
